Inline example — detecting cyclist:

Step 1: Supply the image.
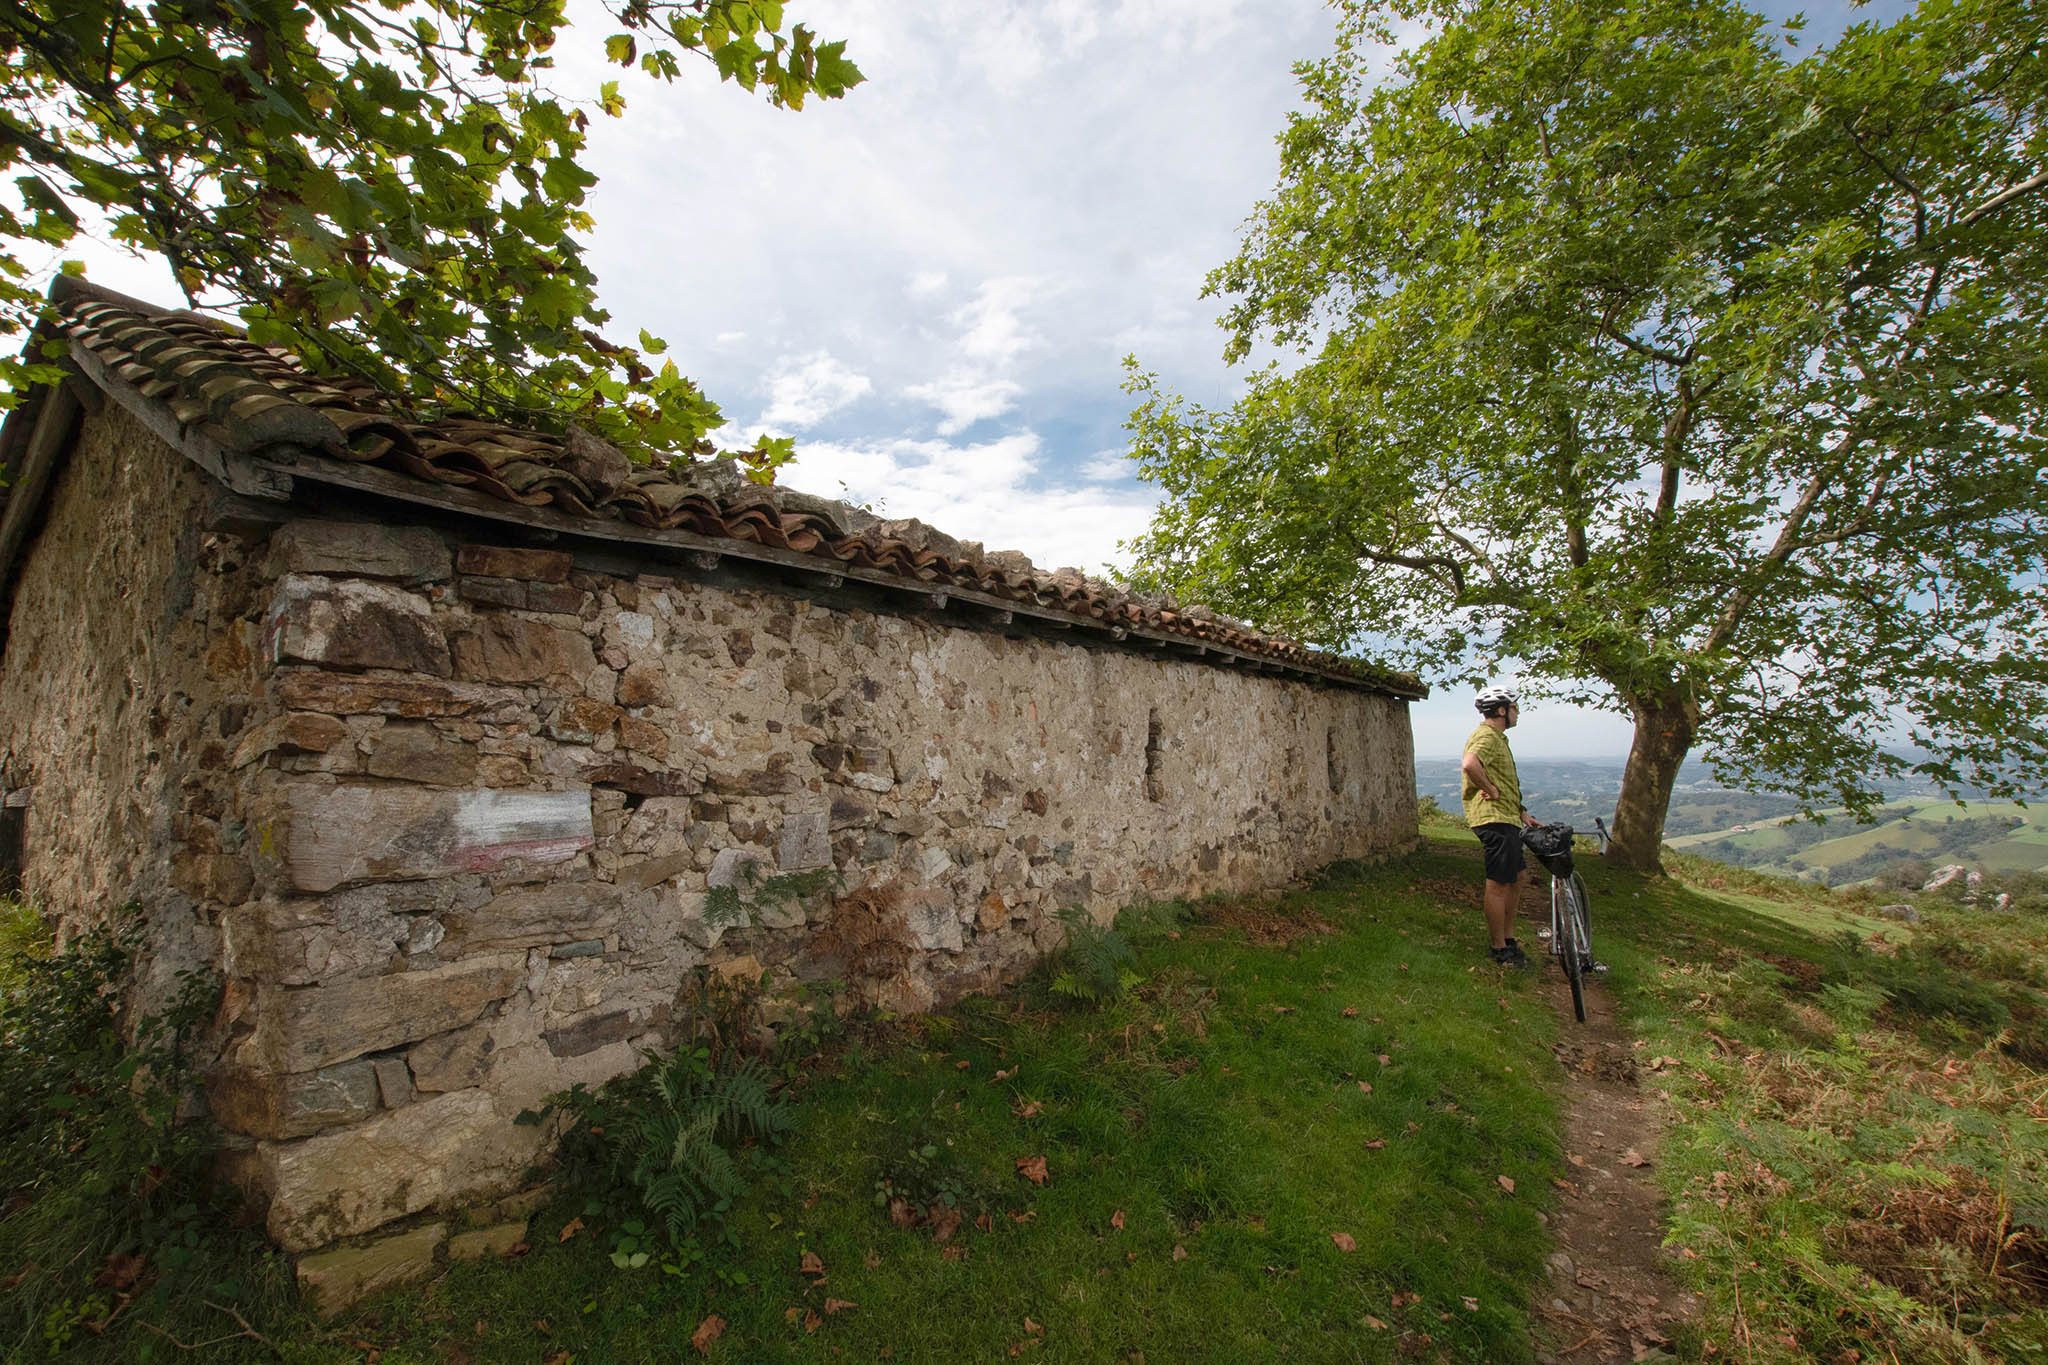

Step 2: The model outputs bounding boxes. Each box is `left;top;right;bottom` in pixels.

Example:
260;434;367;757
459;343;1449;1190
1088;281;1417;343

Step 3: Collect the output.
1461;687;1541;967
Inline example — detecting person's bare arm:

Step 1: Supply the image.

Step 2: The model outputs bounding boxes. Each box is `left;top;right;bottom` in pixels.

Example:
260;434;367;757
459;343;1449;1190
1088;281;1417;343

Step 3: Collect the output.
1460;750;1497;802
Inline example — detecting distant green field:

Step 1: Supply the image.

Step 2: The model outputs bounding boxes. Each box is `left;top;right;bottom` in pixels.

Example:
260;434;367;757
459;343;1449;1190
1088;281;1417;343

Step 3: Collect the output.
1673;798;2048;884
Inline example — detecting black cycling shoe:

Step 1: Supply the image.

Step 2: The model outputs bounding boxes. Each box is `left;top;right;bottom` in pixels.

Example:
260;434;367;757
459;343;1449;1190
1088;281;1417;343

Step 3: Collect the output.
1488;942;1529;968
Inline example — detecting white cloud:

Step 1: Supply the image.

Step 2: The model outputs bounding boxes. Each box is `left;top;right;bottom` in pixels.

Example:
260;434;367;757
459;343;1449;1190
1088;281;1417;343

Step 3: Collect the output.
758;351;872;430
1081;453;1132;482
784;429;1159;574
904;368;1024;435
909;270;948;298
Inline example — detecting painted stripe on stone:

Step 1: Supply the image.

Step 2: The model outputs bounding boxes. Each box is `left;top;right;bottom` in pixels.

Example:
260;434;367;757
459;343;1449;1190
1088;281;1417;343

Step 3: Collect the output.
284;784;594;891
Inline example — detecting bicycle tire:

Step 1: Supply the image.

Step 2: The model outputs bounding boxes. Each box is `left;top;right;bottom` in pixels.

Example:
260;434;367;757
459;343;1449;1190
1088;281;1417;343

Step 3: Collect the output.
1560;876;1592;1023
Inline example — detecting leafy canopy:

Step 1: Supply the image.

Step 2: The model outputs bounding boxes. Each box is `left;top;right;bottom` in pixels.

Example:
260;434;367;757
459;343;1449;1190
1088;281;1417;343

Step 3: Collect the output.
0;0;863;468
1125;0;2048;826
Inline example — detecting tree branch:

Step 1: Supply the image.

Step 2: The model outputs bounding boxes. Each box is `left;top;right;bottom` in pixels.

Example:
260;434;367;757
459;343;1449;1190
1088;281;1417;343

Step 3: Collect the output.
1956;168;2048;230
1348;535;1467;598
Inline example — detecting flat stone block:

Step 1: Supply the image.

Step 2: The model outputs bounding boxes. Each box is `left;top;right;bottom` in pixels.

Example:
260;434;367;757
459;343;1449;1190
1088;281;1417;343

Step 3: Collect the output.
451;615;596;685
265;575;450;676
209;1058;379;1139
448;1219;528;1262
296;1222;446;1314
456;543;574;582
282;783;593;891
270;521;451;584
240;955;524;1073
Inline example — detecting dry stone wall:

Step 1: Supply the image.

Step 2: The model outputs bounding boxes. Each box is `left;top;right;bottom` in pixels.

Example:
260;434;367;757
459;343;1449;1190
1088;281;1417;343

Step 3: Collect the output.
1;415;1419;1256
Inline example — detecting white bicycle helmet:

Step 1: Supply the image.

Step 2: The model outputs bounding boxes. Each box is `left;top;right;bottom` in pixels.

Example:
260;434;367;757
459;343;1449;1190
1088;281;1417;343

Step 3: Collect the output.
1474;687;1518;717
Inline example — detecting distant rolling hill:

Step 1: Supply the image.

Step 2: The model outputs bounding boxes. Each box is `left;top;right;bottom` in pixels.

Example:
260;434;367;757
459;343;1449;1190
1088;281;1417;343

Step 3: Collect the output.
1416;757;2046;887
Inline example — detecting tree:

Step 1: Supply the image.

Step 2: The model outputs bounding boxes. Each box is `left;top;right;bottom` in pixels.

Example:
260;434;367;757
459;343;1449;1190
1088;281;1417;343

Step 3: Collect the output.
1124;0;2048;871
0;0;862;468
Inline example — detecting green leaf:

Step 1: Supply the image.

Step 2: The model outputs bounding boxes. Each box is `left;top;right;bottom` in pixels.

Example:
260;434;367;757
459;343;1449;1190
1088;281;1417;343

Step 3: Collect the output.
604;33;636;65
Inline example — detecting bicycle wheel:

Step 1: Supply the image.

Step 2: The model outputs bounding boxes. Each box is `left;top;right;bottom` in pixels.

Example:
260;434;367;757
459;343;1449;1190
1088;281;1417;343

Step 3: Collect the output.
1559;876;1592;1023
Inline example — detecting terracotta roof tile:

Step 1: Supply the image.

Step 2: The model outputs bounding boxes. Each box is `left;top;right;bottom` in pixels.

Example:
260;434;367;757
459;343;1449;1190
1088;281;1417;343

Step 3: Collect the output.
30;279;1423;696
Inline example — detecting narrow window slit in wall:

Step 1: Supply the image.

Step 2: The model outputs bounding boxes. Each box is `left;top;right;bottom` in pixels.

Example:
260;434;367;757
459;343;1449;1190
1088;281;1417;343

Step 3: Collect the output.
1144;709;1164;803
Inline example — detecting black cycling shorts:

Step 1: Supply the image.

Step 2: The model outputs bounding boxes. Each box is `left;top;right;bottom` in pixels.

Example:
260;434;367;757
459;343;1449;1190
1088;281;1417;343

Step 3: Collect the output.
1474;823;1525;885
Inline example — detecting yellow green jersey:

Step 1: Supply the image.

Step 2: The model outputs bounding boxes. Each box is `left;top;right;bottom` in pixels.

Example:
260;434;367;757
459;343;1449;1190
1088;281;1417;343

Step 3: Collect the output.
1461;722;1525;828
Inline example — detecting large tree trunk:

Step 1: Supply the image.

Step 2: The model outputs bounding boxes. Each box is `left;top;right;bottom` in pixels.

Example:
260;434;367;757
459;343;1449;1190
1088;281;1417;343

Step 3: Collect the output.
1607;689;1700;873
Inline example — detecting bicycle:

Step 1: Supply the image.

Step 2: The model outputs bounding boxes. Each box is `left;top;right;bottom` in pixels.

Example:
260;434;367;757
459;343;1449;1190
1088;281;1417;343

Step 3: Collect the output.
1523;819;1607;1023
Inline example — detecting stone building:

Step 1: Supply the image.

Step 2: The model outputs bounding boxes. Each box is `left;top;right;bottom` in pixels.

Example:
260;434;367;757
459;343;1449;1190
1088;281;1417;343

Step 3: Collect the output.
0;277;1424;1272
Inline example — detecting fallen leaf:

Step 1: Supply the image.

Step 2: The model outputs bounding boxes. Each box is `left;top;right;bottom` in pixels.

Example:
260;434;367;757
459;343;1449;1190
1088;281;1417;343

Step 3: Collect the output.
942;1244;966;1262
1025;1318;1045;1337
558;1217;584;1243
691;1315;726;1354
475;1318;489;1337
804;1309;822;1334
1398;963;1409;972
1007;1209;1036;1224
1272;1005;1295;1015
1622;1149;1650;1167
930;1208;963;1246
1172;1244;1188;1261
94;1253;146;1291
1496;1175;1516;1194
992;1068;1015;1081
956;1059;971;1070
865;1248;883;1268
1014;1100;1043;1119
785;1307;804;1325
1365;1316;1387;1330
1358;1081;1373;1093
824;1299;857;1316
801;1250;826;1277
1341;1007;1359;1018
1017;1155;1050;1186
1553;1178;1576;1190
506;1242;531;1258
1365;1139;1387;1149
888;1197;920;1229
534;1319;550;1335
1568;1154;1587;1167
1405;1121;1421;1134
1392;1290;1421;1308
1377;1054;1392;1065
1331;1233;1357;1252
976;1212;995;1233
1461;1296;1478;1311
543;1353;570;1365
1111;1209;1126;1229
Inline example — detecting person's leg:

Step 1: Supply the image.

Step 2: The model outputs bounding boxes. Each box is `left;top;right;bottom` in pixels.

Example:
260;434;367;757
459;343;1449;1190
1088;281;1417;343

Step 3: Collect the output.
1483;877;1516;949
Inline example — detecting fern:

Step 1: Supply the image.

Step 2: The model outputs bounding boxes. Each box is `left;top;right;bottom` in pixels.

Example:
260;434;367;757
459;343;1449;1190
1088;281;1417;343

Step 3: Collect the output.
553;1041;796;1249
1050;905;1142;1006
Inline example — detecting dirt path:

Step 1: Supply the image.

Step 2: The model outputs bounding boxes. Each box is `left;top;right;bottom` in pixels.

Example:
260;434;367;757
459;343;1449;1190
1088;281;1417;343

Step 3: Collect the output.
1520;889;1701;1364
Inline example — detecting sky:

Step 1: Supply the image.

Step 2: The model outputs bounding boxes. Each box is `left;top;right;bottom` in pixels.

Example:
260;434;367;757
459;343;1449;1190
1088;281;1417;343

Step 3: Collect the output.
61;0;1914;760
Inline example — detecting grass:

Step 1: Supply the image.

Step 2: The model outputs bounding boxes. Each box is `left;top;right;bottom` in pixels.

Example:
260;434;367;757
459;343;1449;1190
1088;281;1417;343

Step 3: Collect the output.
13;837;2048;1362
1588;851;2048;1363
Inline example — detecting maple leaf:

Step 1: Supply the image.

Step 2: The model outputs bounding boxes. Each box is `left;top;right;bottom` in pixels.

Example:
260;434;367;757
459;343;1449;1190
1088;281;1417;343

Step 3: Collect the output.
1358;1081;1373;1093
1622;1149;1650;1167
889;1197;921;1229
800;1250;826;1277
1568;1154;1587;1167
976;1212;995;1233
1365;1139;1388;1149
1331;1233;1357;1252
1017;1155;1049;1185
804;1309;822;1334
1377;1054;1392;1065
1341;1007;1359;1018
1460;1296;1478;1311
1391;1291;1421;1308
942;1244;966;1261
992;1068;1016;1081
690;1316;726;1356
1014;1099;1043;1119
824;1298;857;1316
1172;1244;1188;1261
956;1059;970;1070
865;1248;884;1268
558;1217;585;1243
1007;1209;1036;1224
1497;1175;1516;1193
1025;1317;1045;1337
1112;1209;1126;1229
1364;1315;1388;1330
